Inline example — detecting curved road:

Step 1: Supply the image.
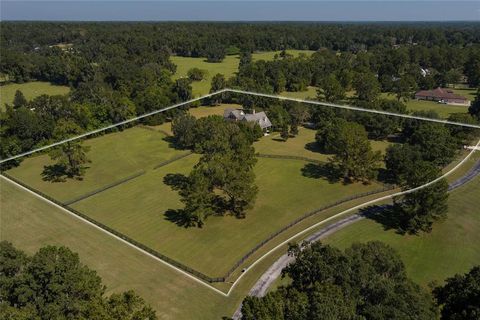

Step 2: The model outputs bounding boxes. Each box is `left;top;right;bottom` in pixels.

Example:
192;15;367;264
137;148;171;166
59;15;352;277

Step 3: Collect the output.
232;158;480;319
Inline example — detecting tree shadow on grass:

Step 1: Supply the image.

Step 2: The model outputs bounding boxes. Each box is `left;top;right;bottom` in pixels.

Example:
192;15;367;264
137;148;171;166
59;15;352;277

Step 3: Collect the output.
360;204;407;235
164;209;198;228
163;173;189;191
41;164;68;182
304;142;323;154
162;135;178;149
301;162;343;184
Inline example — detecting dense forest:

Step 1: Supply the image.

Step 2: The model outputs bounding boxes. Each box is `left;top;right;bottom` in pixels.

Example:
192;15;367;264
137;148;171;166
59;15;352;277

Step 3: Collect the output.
1;22;479;168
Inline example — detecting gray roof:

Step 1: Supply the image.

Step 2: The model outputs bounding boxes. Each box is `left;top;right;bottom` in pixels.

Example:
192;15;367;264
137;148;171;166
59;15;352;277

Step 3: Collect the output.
223;108;245;120
223;109;272;129
243;111;272;129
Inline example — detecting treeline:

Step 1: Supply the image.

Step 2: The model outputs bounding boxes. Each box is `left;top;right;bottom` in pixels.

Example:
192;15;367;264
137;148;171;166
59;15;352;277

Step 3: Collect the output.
240;241;480;320
232;45;480;94
2;22;480;86
0;69;193;168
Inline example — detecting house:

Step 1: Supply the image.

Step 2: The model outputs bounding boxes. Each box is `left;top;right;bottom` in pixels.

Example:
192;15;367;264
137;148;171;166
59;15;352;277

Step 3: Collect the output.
223;108;272;132
414;87;470;106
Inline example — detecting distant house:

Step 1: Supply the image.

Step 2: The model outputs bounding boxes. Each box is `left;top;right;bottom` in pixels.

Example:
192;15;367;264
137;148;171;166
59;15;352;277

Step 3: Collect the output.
223;108;272;132
414;87;470;106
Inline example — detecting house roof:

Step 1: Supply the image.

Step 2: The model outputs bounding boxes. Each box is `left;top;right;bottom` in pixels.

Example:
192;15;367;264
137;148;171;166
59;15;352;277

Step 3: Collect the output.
223;108;245;120
243;111;273;129
223;109;272;129
415;87;467;101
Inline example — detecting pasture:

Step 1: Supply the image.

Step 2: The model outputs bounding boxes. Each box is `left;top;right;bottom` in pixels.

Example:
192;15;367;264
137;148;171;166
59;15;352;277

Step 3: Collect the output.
171;50;316;96
251;49;316;62
171;55;239;97
0;81;70;110
71;155;384;276
5;103;392;279
2;100;477;318
0;180;235;320
7;127;187;202
324;171;480;286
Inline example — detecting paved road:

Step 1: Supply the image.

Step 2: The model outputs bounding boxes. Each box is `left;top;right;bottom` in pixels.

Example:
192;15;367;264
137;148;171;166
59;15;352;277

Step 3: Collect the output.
232;159;480;320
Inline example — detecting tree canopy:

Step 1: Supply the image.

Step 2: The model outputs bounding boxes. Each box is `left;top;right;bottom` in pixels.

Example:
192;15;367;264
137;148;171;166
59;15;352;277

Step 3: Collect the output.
0;241;156;320
241;241;438;320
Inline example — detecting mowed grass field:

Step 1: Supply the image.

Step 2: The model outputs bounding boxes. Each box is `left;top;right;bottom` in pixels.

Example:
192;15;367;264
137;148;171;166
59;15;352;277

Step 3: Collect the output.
7;127;188;202
251;50;316;62
0;81;70;109
255;126;391;162
171;55;240;97
0;179;238;320
6;102;391;277
71;154;384;277
324;174;480;286
171;50;316;96
2;148;478;319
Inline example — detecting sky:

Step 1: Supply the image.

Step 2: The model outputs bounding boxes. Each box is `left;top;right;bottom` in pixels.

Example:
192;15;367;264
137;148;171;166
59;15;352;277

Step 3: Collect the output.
1;1;479;21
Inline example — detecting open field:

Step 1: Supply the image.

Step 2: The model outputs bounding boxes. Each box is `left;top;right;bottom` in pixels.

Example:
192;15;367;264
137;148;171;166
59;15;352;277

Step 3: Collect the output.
171;55;240;97
0;179;235;320
7;127;187;202
251;50;316;62
71;155;384;277
171;50;316;96
0;81;70;109
279;86;318;100
3;174;378;320
5;102;392;278
1;134;476;320
324;173;480;286
255;126;392;162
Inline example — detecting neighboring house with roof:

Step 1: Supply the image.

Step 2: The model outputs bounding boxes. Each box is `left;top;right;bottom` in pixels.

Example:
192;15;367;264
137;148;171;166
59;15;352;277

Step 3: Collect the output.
223;108;272;132
414;87;470;106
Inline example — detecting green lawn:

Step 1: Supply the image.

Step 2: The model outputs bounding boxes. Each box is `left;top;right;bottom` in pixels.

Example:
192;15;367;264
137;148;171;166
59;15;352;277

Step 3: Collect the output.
171;50;316;96
7;127;187;202
71;155;384;277
254;126;392;162
171;55;240;97
0;179;236;320
324;174;480;286
6;113;389;278
279;86;318;100
251;50;316;62
0;81;70;110
380;88;476;119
